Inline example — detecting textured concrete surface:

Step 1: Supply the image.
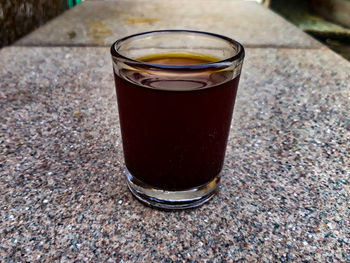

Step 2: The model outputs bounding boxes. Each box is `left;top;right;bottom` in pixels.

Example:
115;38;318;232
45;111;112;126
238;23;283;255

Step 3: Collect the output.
1;46;349;261
15;0;321;48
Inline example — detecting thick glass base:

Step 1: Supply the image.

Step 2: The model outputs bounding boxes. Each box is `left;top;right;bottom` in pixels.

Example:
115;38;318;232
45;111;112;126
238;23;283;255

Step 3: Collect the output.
125;169;220;210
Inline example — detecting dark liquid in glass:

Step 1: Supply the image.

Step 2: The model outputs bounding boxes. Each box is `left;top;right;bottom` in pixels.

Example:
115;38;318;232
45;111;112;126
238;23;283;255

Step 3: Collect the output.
114;53;240;190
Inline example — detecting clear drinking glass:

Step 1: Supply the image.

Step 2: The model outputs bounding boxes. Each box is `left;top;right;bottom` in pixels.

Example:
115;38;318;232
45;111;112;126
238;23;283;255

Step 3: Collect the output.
111;30;244;209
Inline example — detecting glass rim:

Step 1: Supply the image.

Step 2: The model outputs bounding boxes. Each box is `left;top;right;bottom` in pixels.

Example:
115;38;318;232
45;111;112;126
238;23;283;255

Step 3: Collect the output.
110;30;245;71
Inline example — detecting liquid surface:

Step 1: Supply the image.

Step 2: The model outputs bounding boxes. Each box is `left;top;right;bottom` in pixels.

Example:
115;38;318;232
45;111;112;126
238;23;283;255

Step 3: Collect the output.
123;53;231;91
114;53;240;190
138;52;220;65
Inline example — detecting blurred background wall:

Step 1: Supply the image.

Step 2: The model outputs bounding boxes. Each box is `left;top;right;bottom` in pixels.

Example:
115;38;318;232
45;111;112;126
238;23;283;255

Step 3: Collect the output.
0;0;68;47
270;0;350;60
1;0;349;60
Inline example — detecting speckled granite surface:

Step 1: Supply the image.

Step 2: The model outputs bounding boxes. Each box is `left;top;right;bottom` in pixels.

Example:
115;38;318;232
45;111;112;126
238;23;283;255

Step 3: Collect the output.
1;47;349;262
15;0;320;48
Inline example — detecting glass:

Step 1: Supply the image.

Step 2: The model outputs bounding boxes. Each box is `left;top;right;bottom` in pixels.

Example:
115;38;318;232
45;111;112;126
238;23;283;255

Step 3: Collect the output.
111;30;244;209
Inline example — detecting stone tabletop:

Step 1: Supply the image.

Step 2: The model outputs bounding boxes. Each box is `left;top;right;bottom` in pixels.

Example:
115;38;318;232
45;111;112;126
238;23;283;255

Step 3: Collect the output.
1;46;349;262
15;0;320;48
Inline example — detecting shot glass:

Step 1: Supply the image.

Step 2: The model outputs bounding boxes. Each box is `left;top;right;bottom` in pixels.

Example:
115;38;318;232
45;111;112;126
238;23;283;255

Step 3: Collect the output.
111;30;244;209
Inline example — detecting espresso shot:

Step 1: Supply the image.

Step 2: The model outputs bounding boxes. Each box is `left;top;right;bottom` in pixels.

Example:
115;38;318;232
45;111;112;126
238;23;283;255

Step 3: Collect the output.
111;30;244;209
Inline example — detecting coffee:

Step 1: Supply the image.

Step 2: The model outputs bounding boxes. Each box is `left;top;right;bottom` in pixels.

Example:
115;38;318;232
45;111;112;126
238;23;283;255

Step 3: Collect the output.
114;53;240;190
